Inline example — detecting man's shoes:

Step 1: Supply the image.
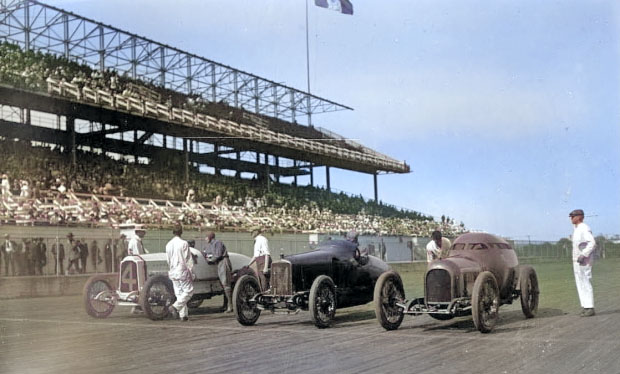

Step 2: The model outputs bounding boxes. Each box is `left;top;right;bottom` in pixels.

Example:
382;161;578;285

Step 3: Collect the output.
168;306;179;319
225;307;233;313
581;308;595;317
181;316;189;322
131;306;143;315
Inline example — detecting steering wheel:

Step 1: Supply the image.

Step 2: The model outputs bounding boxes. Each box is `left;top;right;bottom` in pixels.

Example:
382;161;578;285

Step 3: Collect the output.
354;248;361;262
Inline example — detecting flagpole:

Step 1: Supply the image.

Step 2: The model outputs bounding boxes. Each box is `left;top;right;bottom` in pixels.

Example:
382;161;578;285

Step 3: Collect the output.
305;0;312;126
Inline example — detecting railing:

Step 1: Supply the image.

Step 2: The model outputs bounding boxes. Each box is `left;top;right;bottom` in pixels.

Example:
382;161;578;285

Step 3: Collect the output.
42;77;409;173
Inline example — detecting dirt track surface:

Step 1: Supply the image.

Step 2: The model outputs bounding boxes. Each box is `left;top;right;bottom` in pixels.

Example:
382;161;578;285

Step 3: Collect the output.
1;294;619;374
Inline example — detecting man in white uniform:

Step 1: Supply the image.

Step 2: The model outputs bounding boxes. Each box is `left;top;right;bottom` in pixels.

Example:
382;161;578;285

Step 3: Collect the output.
426;230;451;263
127;227;148;255
166;224;194;321
251;227;271;291
569;209;597;317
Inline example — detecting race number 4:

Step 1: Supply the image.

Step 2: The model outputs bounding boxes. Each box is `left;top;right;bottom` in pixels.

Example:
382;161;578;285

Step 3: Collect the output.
120;262;138;292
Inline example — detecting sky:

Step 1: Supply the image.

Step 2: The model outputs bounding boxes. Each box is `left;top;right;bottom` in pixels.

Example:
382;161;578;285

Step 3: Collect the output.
44;0;620;241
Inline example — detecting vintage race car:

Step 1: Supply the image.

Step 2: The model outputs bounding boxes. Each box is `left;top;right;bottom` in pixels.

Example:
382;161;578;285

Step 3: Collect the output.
233;239;390;328
374;233;540;333
83;248;251;320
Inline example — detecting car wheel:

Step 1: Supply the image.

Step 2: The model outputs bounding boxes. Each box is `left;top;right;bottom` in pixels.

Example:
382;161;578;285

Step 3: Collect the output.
373;271;405;330
429;313;454;321
140;274;175;321
233;274;261;326
83;275;116;318
472;271;500;333
519;266;539;318
187;298;203;309
309;275;337;328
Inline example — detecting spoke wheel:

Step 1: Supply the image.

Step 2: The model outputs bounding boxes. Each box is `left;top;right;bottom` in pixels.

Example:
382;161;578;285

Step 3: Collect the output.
519;266;539;318
83;275;116;318
472;271;500;333
140;274;175;321
309;275;337;328
233;275;261;326
373;271;405;330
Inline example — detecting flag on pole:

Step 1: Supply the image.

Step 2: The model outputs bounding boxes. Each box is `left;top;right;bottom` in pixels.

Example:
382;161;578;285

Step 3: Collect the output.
314;0;353;15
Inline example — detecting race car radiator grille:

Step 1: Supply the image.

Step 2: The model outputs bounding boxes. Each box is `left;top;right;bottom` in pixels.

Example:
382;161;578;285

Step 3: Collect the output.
426;269;452;303
270;261;293;295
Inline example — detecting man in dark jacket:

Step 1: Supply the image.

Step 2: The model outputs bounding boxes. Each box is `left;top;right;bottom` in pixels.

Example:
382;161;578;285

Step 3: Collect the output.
203;232;233;313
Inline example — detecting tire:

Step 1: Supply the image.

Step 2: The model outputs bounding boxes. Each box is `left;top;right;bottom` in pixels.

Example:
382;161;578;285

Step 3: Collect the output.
187;298;203;309
472;271;500;333
83;275;116;318
519;266;539;318
373;271;405;330
429;313;454;321
309;275;337;328
233;275;261;326
140;274;176;321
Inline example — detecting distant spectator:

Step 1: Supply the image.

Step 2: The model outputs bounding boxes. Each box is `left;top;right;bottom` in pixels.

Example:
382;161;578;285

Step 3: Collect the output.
1;174;10;197
78;238;89;273
51;239;65;275
67;235;81;274
186;188;195;204
90;239;102;272
104;238;114;273
1;234;17;276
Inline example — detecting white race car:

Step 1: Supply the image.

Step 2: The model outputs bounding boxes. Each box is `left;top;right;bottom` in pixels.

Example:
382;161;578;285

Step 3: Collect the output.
83;248;251;320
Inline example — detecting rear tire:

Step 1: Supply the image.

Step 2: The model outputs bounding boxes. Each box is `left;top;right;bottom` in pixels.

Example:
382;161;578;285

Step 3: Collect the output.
233;275;261;326
140;274;175;321
373;271;405;330
83;275;116;318
519;266;539;318
472;271;500;333
309;275;337;328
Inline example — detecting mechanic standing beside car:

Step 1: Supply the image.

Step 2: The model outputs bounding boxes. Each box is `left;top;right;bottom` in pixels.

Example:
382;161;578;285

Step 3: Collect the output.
569;209;597;317
426;230;452;263
251;227;271;290
204;232;233;313
165;223;194;321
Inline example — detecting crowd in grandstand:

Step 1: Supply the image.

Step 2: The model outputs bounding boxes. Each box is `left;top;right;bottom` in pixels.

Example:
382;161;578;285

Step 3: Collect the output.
0;138;465;237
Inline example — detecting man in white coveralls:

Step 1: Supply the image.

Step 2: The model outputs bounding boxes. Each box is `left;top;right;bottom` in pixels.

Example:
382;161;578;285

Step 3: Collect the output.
166;223;194;321
569;209;597;317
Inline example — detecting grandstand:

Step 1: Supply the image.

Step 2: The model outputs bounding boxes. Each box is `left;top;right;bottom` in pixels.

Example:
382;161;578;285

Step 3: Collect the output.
0;0;465;237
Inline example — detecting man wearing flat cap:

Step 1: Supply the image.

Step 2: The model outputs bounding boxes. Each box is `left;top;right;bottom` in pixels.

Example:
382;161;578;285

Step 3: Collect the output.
203;232;233;312
569;209;597;317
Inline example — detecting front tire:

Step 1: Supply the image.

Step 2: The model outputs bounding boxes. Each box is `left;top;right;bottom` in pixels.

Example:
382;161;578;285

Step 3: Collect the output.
519;266;539;318
83;275;116;318
309;275;337;328
373;271;405;330
472;271;500;333
140;274;175;321
233;275;261;326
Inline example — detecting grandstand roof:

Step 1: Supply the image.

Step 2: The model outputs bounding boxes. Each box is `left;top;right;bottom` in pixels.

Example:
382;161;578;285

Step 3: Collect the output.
0;0;410;176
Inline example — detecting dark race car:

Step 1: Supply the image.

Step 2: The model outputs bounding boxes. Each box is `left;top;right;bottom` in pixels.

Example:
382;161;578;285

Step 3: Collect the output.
373;233;540;333
232;239;390;328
